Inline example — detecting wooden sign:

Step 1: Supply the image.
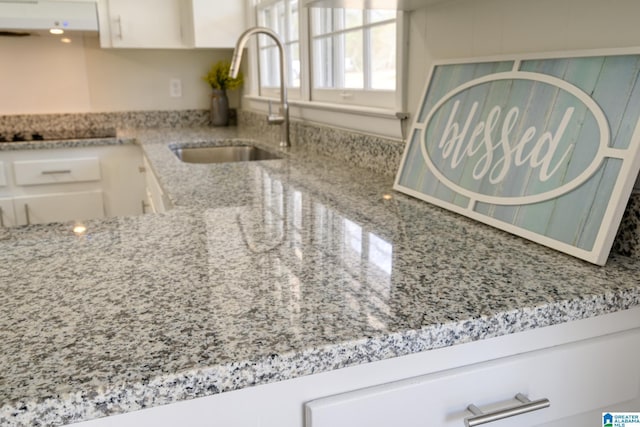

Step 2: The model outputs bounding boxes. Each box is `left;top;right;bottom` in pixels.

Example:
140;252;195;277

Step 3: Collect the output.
394;50;640;265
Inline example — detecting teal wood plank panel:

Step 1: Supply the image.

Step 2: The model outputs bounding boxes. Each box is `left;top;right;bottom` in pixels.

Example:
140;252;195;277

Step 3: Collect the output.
473;79;538;216
489;61;569;223
545;56;640;249
426;63;485;198
578;159;623;249
400;61;512;199
576;57;640;249
614;57;640;150
433;62;501;204
398;129;426;191
454;72;517;206
514;57;604;234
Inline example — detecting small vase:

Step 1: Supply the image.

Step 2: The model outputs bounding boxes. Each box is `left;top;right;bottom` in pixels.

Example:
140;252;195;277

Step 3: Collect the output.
210;89;229;126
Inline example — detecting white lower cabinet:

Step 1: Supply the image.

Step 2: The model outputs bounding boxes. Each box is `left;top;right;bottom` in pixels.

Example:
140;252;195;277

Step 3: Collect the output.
0;145;147;228
0;161;7;187
142;155;169;213
305;328;640;427
70;308;640;427
0;197;16;227
13;191;105;226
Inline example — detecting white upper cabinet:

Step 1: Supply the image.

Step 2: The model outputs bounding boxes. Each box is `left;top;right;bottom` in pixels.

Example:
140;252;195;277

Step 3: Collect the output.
99;0;185;48
184;0;245;48
98;0;245;49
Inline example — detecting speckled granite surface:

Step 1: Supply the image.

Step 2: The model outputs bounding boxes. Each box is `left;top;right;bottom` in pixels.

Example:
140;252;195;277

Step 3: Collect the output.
1;126;640;426
237;110;405;177
0;137;133;152
0;110;209;143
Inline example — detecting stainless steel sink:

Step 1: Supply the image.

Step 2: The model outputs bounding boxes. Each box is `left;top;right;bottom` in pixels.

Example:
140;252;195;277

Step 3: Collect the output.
173;145;282;164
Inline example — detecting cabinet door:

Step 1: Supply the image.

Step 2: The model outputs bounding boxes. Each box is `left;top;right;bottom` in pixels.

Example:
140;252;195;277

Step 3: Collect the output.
103;0;186;48
13;191;105;226
0;161;7;187
143;156;167;213
188;0;245;48
0;197;16;227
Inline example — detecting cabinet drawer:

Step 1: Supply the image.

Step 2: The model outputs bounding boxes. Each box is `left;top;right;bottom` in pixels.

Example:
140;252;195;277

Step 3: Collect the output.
305;329;640;427
0;161;6;187
14;158;101;186
13;191;105;225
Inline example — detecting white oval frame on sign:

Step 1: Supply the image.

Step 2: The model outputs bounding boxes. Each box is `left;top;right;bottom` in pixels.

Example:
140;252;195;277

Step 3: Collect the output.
419;71;612;206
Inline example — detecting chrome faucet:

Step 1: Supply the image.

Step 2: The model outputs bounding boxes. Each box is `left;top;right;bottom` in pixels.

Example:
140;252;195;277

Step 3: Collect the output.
229;27;290;148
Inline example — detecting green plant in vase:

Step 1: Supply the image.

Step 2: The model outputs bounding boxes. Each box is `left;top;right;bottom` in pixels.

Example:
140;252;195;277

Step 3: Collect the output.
204;60;244;126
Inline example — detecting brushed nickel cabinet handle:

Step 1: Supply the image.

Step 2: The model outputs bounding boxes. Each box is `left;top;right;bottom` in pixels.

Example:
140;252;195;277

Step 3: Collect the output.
115;15;123;40
41;170;72;175
0;206;4;227
24;204;30;226
465;393;550;426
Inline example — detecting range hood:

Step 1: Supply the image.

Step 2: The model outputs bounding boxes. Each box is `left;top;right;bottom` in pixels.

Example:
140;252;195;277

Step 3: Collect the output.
0;0;98;35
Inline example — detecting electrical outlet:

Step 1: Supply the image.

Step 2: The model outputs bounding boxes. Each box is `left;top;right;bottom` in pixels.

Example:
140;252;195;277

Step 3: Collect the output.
169;78;182;98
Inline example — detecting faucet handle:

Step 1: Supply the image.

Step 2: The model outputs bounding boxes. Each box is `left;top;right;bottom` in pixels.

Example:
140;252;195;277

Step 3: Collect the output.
267;99;285;125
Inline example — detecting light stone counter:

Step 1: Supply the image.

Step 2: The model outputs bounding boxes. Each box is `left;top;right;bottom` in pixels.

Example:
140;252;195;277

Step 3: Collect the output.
0;127;639;426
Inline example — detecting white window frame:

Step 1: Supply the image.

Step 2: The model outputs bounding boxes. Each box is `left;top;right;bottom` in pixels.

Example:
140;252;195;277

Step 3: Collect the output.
245;0;408;139
255;0;303;100
310;9;398;109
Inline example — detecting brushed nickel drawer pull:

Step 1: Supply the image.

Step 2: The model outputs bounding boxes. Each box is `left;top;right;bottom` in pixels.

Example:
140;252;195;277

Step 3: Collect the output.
465;393;550;426
41;169;72;175
24;204;30;226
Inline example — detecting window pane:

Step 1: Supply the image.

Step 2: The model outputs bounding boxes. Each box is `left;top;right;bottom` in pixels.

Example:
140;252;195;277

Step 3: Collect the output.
344;30;363;89
368;9;395;24
370;23;395;90
311;8;332;36
258;6;270;27
260;46;280;87
275;2;286;39
343;9;363;29
312;8;363;34
313;36;333;88
289;0;299;42
258;0;300;90
288;42;300;87
258;7;277;47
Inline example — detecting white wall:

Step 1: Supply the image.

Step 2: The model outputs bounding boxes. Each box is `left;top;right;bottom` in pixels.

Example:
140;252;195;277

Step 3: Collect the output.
406;0;640;118
0;34;238;115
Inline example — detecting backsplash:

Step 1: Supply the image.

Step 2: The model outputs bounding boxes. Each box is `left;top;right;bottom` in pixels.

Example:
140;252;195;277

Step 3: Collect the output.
1;109;639;260
237;110;405;178
613;195;640;259
0;110;209;142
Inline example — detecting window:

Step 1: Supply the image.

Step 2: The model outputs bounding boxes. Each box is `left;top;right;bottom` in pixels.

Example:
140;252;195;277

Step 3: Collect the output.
252;0;401;110
256;0;301;98
311;9;396;107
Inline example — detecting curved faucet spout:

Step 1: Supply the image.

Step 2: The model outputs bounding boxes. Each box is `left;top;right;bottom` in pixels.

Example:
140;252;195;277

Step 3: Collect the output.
230;27;290;148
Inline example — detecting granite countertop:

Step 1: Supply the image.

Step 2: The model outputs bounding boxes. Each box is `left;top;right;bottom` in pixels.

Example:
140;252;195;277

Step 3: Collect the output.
1;127;639;426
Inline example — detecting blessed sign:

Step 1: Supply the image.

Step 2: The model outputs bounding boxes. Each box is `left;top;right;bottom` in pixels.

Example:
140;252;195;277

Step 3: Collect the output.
395;53;640;265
